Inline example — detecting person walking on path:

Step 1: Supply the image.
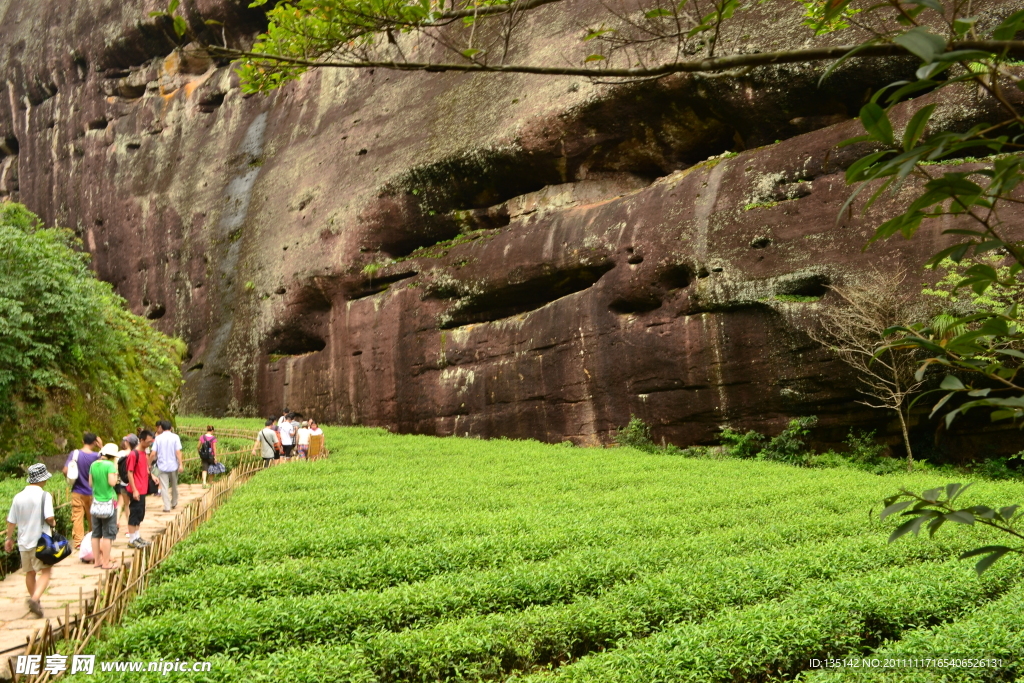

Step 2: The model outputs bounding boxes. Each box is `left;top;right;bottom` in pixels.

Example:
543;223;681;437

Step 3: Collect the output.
252;419;282;468
4;464;56;617
153;420;183;512
63;433;101;549
279;413;296;461
115;434;137;531
125;431;153;549
295;421;311;459
198;426;217;488
89;444;120;570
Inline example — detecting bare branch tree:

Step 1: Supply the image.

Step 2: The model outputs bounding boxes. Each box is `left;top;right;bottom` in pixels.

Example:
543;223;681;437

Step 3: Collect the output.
810;268;930;471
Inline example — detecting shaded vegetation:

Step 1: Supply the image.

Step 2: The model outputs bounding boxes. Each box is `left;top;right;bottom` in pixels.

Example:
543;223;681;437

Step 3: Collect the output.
0;204;184;461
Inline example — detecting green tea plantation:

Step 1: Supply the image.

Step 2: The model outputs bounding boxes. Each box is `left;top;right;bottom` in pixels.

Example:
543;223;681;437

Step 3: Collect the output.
83;418;1024;682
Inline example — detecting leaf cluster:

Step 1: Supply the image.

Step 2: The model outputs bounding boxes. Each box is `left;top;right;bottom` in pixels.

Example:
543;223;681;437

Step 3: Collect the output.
881;482;1024;574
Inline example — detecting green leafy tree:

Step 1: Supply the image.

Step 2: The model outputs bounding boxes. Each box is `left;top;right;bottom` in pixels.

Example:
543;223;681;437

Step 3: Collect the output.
143;0;1024;92
0;204;185;459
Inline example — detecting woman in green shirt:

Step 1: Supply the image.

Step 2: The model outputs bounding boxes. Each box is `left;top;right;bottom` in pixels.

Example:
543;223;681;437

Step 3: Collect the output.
90;444;120;570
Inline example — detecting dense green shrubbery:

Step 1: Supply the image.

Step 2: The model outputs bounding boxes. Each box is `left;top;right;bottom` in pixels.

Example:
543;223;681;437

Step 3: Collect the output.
759;416;819;464
614;415;656;452
632;416;1020;482
0;203;184;461
719;427;766;459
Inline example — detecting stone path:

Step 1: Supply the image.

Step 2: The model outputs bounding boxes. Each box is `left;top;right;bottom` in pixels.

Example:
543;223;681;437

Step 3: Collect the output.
0;484;208;672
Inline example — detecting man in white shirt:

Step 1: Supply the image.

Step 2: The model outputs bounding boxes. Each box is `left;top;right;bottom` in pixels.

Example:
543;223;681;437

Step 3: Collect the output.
153;420;183;512
279;413;296;461
5;464;56;617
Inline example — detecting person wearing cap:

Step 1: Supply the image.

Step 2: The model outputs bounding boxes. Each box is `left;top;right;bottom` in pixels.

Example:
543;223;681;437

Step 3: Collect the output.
126;431;153;549
63;433;102;549
89;445;120;570
4;464;57;618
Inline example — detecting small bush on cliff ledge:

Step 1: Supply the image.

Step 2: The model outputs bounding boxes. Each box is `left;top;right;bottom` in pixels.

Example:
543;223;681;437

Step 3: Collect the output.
0;203;184;460
615;415;656;452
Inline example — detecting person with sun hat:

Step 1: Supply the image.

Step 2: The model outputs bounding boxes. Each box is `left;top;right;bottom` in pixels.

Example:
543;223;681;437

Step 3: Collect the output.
4;464;57;617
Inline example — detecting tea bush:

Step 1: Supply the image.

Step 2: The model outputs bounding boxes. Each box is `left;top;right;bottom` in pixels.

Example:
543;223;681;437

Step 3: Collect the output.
82;422;1024;682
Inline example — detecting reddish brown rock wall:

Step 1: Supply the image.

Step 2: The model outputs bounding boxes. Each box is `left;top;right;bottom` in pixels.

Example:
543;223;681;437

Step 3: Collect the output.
2;0;1022;455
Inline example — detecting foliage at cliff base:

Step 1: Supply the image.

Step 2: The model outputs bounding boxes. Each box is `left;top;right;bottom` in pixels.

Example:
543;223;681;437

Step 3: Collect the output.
0;203;184;462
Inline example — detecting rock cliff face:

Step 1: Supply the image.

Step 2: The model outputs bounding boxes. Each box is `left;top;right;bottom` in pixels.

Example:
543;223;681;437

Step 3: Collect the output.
2;0;1022;454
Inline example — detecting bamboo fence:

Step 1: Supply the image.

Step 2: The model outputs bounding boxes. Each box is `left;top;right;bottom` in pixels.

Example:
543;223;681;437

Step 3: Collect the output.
7;431;329;682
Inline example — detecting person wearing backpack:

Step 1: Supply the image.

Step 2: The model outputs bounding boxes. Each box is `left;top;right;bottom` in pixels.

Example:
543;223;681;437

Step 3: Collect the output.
115;434;138;532
5;464;57;617
198;426;217;487
63;433;101;550
125;431;154;549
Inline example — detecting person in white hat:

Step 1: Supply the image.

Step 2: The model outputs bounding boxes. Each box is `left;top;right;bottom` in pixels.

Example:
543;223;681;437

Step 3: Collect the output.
90;444;120;569
4;464;56;617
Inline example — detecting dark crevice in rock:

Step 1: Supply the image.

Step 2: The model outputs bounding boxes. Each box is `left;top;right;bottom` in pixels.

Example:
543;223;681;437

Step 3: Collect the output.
439;263;615;329
350;270;418;300
26;79;57;106
267;330;327;356
659;264;693;290
2;136;20;156
778;273;830;298
291;284;333;314
144;303;166;320
97;18;180;71
198;92;225;113
609;294;662;314
187;363;204;372
87;118;109;131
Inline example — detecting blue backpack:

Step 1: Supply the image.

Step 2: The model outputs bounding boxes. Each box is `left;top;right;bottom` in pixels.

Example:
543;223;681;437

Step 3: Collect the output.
35;493;71;566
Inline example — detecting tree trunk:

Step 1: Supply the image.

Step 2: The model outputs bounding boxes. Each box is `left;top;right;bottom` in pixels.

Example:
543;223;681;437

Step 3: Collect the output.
897;406;913;472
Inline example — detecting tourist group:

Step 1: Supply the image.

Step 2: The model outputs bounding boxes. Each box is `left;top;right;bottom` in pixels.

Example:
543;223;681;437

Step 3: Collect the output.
4;421;207;617
251;411;323;468
6;415;322;617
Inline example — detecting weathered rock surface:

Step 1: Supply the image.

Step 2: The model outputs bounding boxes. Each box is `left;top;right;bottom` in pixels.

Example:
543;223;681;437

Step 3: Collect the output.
2;0;1022;454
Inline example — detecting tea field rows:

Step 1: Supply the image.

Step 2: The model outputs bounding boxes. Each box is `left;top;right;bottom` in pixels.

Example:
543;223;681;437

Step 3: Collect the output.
86;419;1024;681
